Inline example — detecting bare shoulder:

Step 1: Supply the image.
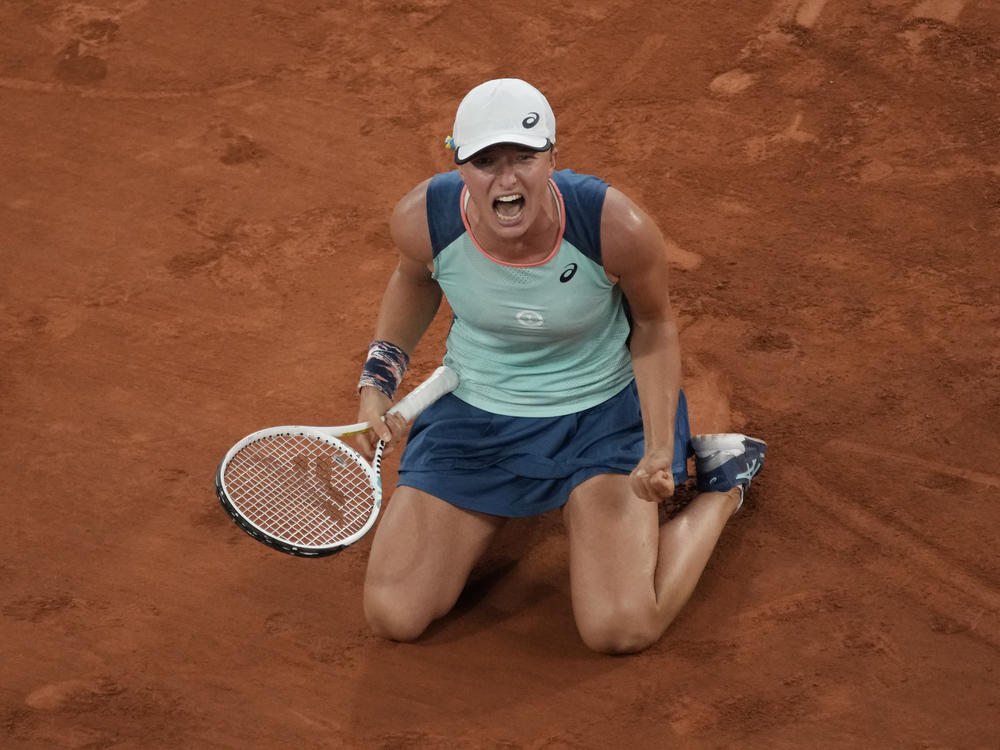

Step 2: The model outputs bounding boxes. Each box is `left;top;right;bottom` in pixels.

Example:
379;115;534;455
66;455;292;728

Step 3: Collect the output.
600;186;668;279
389;178;433;265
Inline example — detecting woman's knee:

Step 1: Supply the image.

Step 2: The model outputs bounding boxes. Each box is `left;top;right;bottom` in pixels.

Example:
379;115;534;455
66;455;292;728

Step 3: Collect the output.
363;583;435;642
575;604;662;655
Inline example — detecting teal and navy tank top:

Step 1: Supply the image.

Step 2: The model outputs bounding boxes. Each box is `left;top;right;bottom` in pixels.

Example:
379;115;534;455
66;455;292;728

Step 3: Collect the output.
426;169;634;417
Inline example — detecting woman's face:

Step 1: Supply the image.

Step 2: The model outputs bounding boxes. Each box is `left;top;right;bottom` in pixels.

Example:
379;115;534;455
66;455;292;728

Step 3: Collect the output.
457;144;556;243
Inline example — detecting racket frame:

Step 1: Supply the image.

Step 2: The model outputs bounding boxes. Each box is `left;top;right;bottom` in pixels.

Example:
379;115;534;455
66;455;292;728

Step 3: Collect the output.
215;428;385;557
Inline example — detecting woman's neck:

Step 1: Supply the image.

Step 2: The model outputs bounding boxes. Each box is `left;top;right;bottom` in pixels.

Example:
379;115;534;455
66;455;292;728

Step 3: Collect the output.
465;181;562;265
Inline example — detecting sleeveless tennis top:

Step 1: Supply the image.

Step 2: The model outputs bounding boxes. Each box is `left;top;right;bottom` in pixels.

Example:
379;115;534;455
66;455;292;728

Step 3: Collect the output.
426;169;634;417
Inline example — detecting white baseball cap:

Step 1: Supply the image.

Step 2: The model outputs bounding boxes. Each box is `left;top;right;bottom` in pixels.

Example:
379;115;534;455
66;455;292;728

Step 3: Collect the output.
448;78;556;164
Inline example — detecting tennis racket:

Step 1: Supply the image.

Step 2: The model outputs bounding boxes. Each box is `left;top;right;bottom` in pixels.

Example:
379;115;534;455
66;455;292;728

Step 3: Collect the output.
215;365;458;557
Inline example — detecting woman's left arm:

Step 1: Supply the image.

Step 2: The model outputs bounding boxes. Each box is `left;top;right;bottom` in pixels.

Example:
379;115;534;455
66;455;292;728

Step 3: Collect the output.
601;187;683;502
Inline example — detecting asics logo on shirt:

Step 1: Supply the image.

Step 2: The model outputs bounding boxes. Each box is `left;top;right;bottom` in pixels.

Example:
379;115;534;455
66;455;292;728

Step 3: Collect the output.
559;263;578;282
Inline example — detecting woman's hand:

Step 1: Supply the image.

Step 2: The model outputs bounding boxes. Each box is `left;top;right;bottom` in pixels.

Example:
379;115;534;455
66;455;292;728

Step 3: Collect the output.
355;386;410;461
629;449;676;503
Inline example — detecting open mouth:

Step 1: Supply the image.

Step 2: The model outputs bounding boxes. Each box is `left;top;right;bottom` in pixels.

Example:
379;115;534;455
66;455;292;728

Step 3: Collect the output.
493;193;525;222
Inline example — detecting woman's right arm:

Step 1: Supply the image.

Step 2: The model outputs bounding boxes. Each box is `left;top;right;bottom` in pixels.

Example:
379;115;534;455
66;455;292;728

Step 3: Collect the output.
355;179;443;455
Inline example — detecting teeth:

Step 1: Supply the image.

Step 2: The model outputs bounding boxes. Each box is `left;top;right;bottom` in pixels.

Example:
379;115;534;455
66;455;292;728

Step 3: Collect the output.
496;194;522;202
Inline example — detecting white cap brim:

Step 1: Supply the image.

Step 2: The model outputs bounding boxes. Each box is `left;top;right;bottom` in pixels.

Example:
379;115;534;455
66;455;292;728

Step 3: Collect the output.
454;134;552;164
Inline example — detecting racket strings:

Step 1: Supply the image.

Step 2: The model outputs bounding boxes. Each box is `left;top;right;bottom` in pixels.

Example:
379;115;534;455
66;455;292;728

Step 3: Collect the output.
224;435;375;547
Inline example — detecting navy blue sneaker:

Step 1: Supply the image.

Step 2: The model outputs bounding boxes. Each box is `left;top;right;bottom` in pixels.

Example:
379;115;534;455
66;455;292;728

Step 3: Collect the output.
691;434;767;510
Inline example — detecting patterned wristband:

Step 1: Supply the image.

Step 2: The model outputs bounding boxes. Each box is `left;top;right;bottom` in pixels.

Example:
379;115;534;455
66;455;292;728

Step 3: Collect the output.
358;340;410;400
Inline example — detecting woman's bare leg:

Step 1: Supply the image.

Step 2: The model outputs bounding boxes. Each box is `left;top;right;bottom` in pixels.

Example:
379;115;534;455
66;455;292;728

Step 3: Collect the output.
363;486;505;641
563;473;740;654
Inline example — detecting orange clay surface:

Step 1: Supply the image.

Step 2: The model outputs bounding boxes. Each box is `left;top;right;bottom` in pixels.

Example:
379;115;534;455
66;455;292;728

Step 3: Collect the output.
2;1;999;748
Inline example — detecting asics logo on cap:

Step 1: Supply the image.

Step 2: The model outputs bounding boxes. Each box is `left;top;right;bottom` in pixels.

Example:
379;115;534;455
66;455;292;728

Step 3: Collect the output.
522;112;540;128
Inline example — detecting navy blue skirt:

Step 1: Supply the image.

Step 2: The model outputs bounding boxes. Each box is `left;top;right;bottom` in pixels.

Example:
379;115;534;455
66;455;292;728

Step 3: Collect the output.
396;381;693;517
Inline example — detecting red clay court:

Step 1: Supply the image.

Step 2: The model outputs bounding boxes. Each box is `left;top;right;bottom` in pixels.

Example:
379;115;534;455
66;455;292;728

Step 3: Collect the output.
2;1;998;747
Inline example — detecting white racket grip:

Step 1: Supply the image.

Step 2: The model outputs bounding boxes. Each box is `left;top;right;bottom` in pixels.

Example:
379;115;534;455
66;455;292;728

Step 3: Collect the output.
386;366;458;422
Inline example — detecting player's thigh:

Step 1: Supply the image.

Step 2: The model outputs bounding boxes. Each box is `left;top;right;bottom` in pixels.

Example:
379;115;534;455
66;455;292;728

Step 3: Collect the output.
563;474;660;635
364;485;504;627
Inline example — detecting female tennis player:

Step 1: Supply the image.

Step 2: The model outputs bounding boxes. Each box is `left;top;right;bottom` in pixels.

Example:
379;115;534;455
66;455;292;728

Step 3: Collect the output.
354;78;766;653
